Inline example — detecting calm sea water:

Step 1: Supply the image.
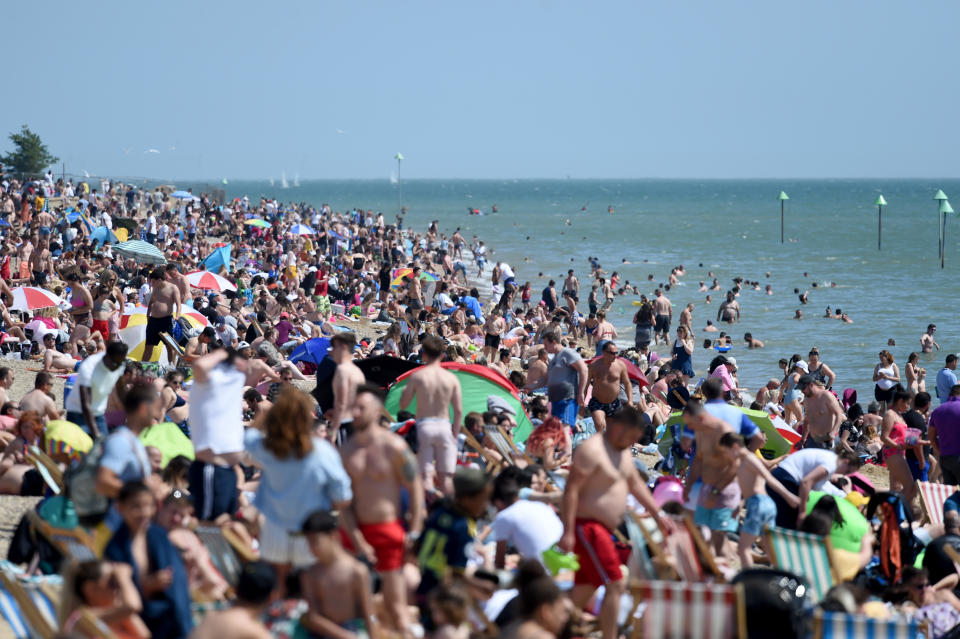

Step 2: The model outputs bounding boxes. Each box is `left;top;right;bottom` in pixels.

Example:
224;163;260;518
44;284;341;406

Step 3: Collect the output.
184;178;960;398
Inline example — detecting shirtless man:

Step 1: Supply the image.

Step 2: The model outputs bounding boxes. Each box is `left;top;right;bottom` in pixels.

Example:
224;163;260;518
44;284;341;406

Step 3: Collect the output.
562;269;579;313
559;406;670;639
329;332;365;444
142;268;181;362
523;347;549;391
341;385;423;636
744;332;764;348
797;376;845;449
483;307;506;362
19;372;60;422
40;334;79;373
28;237;52;286
679;303;694;332
652;289;672;344
406;267;423;311
398;335;463;495
717;291;740;324
586;341;634;432
184;327;216;363
600;277;615;312
922;324;941;353
166;264;191;304
188;560;274;639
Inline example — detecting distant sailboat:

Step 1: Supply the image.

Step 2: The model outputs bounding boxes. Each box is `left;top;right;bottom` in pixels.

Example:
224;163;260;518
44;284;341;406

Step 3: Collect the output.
389;171;399;185
293;173;300;188
269;177;275;187
281;172;289;189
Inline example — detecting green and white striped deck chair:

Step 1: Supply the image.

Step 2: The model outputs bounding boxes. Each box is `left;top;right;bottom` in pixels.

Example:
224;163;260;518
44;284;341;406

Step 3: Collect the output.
813;610;920;639
765;527;838;602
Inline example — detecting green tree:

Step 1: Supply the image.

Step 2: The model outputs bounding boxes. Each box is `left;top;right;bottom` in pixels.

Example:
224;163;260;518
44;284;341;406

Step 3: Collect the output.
0;125;59;180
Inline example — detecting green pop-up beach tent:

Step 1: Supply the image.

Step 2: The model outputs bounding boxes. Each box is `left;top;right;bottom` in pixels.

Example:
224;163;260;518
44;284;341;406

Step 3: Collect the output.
385;362;535;443
658;406;800;460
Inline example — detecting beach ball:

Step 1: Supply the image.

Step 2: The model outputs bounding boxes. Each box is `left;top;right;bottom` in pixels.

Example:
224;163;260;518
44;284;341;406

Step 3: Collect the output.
653;476;685;507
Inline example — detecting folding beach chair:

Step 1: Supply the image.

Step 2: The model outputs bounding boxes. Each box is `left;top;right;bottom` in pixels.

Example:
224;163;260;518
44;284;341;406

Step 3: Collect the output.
682;514;724;580
483;424;528;465
628;580;746;639
624;511;676;580
812;610;919;639
918;480;958;526
26;510;97;562
71;608;120;639
25;445;63;494
160;331;186;367
765;526;838;602
0;566;59;639
194;525;255;587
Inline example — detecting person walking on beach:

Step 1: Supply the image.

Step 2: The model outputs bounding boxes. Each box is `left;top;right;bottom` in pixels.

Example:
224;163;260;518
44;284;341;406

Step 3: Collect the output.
937;355;958;403
142;268;181;362
543;330;587;428
633;302;655;351
586;341;634;432
341;385;423;637
541;280;558;313
65;342;129;438
328;332;365;444
653;289;672;344
562;269;579;313
671;325;695;384
398;335;462;495
880;389;917;501
922;324;940;353
559;406;670;639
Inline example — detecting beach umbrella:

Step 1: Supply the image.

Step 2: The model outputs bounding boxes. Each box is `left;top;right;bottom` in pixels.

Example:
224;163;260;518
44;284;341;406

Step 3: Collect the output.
390;268;440;288
289;337;331;365
118;308;207;362
9;286;63;311
139;422;195;466
941;199;954;269
289;224;315;236
777;191;789;243
114;239;167;264
935;189;949;258
171;190;194;200
90;226;118;245
184;270;237;292
874;195;887;251
44;419;93;463
244;218;271;229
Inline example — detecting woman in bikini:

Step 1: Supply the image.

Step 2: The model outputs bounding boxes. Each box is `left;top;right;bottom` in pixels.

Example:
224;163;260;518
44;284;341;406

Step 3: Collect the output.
881;389;917;502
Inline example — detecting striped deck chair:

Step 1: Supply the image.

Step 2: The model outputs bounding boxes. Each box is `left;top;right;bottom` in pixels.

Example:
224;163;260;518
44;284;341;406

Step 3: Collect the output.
25;445;63;494
918;481;958;526
682;514;724;580
26;510;97;561
0;566;60;639
160;332;186;367
624;511;676;580
813;610;919;639
765;527;838;602
194;525;255;587
628;580;747;639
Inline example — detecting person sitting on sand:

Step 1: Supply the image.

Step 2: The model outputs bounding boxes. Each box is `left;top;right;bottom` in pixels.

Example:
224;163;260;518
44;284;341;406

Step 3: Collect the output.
0;411;45;494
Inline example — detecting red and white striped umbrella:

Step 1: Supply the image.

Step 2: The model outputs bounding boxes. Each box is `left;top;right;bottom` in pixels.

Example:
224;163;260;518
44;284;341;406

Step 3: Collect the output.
184;270;237;292
9;287;63;311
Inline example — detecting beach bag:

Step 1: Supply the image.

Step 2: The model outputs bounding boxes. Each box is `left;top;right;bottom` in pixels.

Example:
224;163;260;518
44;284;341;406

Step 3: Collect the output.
63;438;109;522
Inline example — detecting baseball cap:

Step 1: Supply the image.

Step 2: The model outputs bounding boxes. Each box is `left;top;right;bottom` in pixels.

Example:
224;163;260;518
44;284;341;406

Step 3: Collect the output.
238;341;250;350
795;360;809;372
726;357;737;370
795;374;815;391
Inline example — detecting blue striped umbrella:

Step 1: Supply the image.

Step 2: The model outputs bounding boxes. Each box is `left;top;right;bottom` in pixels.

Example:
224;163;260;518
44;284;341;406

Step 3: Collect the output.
114;240;167;264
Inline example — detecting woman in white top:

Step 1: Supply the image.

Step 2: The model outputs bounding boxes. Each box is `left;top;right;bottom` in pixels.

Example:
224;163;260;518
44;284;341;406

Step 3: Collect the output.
873;349;901;414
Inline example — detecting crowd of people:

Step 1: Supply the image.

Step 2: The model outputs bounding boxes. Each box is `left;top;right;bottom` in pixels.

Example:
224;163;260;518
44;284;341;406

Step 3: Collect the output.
3;171;960;638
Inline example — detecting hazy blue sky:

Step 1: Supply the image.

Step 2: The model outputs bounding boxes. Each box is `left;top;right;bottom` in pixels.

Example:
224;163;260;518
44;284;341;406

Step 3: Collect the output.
2;1;956;180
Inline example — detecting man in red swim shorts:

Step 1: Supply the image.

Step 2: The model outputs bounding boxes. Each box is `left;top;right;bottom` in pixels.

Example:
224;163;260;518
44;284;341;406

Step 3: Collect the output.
341;385;424;636
559;406;673;639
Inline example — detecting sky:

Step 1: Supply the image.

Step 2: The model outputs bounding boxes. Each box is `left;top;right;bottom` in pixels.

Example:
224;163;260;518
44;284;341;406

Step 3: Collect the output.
2;1;957;180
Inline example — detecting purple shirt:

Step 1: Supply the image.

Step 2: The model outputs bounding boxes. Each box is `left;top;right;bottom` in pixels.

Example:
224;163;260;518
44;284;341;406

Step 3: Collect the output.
930;396;960;456
275;320;295;346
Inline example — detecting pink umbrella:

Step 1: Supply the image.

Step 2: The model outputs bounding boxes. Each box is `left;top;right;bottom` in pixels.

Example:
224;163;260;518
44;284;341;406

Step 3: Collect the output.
184;270;237;292
9;286;63;311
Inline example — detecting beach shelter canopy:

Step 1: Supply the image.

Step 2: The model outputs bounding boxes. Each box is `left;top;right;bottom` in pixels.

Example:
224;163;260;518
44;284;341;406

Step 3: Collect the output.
659;406;799;460
44;419;93;463
356;355;420;388
201;243;232;274
385;362;535;442
114;240;167;265
289;337;331;365
90;226;118;245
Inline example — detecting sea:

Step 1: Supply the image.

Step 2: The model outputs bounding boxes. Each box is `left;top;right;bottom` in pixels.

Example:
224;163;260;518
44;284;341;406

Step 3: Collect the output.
179;178;960;400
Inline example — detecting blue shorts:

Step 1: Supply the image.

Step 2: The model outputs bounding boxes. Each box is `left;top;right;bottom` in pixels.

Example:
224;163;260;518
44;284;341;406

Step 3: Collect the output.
694;504;738;533
741;494;777;537
188;461;239;521
551;398;579;427
907;457;929;482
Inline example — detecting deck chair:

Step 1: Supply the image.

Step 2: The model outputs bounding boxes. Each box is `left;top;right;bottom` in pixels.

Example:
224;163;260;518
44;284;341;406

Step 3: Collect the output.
765;526;838;602
0;567;58;639
26;510;97;561
682;514;724;580
918;481;958;526
624;511;676;580
812;610;919;639
194;525;253;587
25;445;63;494
72;608;120;639
160;331;185;367
628;580;747;639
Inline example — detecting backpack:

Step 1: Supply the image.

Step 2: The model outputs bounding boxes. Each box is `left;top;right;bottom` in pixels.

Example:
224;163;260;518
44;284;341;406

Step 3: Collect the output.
63;438;109;523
